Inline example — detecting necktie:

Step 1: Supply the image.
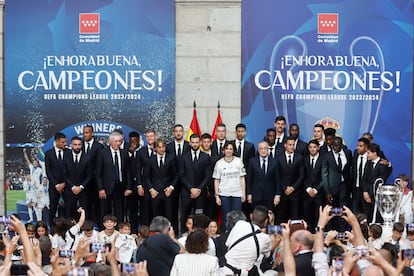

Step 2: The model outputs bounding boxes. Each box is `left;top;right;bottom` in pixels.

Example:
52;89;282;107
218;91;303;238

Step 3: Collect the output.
269;147;273;158
75;154;79;164
178;144;182;156
193;152;197;162
237;142;241;156
86;143;91;154
261;159;266;174
159;156;164;168
288;154;292;165
219;142;223;154
58;150;63;161
114;151;120;182
276;137;280;146
337;153;342;170
358;156;363;187
311;157;314;169
150;148;155;156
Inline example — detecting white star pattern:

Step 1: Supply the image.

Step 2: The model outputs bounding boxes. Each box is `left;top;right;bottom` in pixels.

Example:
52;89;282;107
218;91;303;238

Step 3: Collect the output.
320;20;336;27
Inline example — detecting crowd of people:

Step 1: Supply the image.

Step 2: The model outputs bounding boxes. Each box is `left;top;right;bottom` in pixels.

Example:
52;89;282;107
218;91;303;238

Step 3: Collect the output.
3;115;414;275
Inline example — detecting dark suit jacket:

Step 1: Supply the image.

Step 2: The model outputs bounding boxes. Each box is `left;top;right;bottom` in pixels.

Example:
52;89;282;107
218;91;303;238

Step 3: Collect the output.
211;140;226;158
145;153;178;192
136;146;155;187
351;153;369;189
63;151;92;190
45;147;71;187
95;147;130;195
321;149;352;195
277;153;304;191
247;156;280;202
179;151;210;193
295;139;308;157
363;160;392;197
166;141;190;157
234;140;255;169
303;154;324;193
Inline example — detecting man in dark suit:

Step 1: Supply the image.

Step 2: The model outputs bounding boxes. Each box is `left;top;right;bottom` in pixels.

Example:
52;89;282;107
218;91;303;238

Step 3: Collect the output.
282;229;315;276
363;143;392;222
145;138;178;227
274;116;287;156
276;136;304;223
82;125;104;222
302;140;324;232
136;129;157;226
126;131;141;234
63;136;91;220
321;137;352;208
234;123;256;168
246;141;280;211
166;124;190;233
179;134;210;233
201;133;219;220
351;137;370;214
289;123;308;156
264;128;277;159
45;132;70;224
96;130;130;224
321;137;352;231
211;123;227;157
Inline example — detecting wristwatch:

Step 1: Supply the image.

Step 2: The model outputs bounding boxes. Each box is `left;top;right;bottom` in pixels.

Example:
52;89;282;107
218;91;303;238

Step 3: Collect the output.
315;225;324;232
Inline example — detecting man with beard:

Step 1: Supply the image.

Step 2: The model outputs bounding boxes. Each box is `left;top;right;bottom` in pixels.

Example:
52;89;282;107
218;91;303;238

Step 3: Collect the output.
289;123;308;156
179;134;211;233
63;136;91;219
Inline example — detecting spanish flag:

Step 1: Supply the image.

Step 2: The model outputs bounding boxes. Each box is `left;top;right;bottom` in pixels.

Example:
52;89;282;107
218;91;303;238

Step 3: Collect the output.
211;101;222;140
186;101;202;141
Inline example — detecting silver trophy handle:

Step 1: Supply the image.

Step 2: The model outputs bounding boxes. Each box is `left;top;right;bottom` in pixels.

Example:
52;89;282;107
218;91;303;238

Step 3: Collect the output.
371;178;384;224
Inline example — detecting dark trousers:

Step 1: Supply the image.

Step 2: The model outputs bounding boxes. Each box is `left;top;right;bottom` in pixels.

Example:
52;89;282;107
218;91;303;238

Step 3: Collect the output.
49;187;61;224
276;189;300;223
126;192;139;234
151;192;174;227
352;187;364;214
180;192;205;233
99;183;124;226
303;191;322;232
63;188;87;220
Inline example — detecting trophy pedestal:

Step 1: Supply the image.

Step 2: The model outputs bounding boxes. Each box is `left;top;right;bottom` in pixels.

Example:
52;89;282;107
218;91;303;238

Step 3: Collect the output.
380;225;393;242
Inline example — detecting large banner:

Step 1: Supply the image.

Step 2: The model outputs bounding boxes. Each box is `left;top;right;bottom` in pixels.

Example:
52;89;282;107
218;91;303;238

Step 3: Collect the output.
242;0;413;180
5;1;175;212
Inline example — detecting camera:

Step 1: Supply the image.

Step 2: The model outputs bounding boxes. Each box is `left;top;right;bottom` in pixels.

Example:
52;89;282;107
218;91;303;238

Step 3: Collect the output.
329;208;343;216
59;250;74;258
90;242;111;253
121;263;135;274
67;267;89;276
267;225;283;235
332;257;343;272
336;232;347;240
402;249;414;260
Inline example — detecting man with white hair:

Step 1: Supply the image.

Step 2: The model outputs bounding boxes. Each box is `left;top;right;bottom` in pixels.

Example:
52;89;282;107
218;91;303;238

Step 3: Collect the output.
96;130;130;225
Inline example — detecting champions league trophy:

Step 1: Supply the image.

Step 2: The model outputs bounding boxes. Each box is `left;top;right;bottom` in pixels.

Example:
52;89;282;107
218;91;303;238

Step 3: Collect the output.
373;178;402;238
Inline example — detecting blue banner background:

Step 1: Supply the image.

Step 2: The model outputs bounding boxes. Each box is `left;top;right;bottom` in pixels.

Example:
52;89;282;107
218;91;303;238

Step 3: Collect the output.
242;0;413;181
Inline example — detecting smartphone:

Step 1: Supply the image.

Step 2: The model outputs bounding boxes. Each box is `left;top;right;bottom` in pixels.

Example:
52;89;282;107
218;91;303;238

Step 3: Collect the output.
329;208;343;216
11;264;29;275
90;242;105;252
336;232;347;240
402;249;414;260
332;257;343;272
59;249;74;258
289;219;305;232
267;225;283;235
0;216;10;224
121;263;135;274
105;242;112;251
67;267;89;276
353;247;368;257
